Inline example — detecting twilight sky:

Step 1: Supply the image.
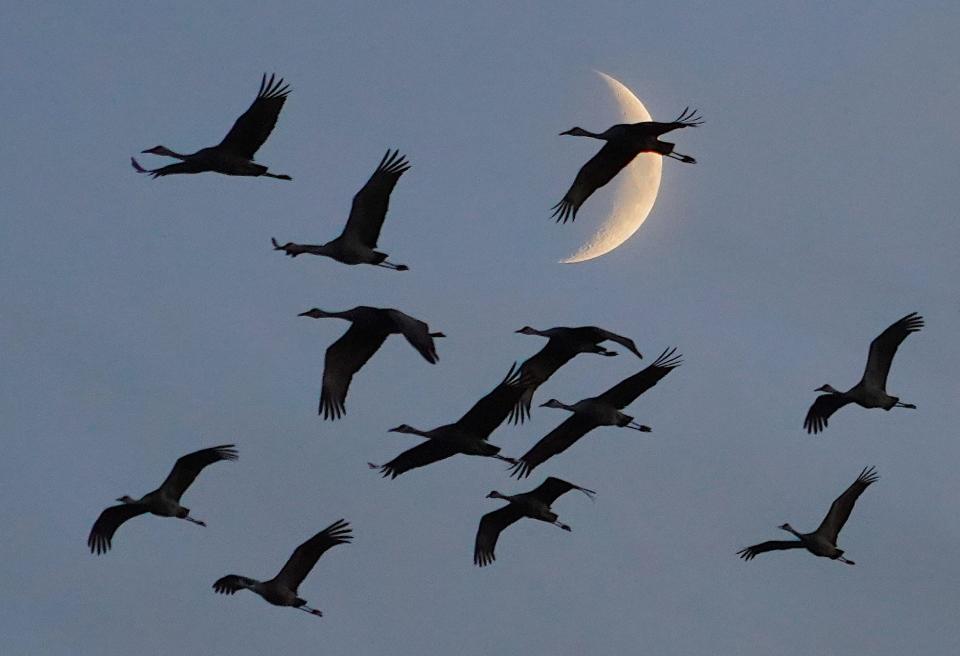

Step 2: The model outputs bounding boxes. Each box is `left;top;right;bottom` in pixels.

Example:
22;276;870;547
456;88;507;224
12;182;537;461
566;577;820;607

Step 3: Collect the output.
3;2;960;654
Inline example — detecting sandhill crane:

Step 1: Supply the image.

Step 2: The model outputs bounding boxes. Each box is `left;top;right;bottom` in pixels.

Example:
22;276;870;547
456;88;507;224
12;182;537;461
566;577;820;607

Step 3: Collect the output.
88;445;237;554
737;467;878;565
508;325;643;423
272;150;410;270
131;74;291;180
510;348;681;478
474;477;595;567
213;519;351;617
552;108;702;223
298;306;445;420
804;312;923;434
368;365;525;478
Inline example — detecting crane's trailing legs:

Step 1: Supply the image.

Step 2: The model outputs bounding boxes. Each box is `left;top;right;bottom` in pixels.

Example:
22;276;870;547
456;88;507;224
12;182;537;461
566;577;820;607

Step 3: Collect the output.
297;605;323;617
375;261;409;271
625;422;652;432
895;401;916;409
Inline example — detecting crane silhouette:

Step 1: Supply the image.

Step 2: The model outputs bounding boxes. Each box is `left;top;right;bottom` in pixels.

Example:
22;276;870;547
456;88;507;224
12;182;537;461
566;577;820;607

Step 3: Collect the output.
738;467;879;565
272;149;410;270
298;306;444;420
552;107;702;223
213;519;351;617
369;365;525;478
88;445;237;554
132;74;291;180
804;312;922;434
474;477;595;567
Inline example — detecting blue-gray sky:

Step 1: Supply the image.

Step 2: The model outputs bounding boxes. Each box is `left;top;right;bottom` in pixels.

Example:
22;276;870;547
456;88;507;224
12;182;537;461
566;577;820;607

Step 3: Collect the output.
3;2;960;654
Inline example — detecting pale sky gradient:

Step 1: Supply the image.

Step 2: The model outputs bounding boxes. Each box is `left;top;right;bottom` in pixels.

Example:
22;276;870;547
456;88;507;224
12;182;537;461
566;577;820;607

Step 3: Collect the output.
3;3;960;655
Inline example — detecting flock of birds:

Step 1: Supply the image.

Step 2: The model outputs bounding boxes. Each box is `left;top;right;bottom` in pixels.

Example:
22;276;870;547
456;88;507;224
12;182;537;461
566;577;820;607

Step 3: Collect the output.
89;74;925;619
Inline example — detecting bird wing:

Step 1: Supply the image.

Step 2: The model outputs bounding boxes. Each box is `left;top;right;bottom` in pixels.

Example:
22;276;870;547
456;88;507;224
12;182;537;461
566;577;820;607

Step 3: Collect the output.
386;309;440;364
474;505;526;567
736;541;805;561
593;327;643;358
552;140;639;223
217;73;290;159
815;466;879;544
372;440;462;479
595;347;682;409
271;519;352;593
803;394;853;434
634;107;704;136
341;150;411;248
88;504;149;554
527;476;596;505
508;344;578;424
158;444;238;501
509;414;598;479
454;364;526;438
211;574;259;595
861;312;923;391
320;323;390;420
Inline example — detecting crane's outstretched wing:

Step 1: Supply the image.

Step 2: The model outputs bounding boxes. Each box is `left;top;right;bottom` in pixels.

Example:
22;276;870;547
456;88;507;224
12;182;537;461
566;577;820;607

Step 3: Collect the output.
526;477;596;506
595;347;682;409
474;505;526;567
87;504;149;554
815;466;879;544
455;364;525;438
386;310;440;364
508;344;578;424
270;519;352;593
370;440;462;479
218;73;290;159
341;150;411;248
635;107;704;137
736;541;804;561
803;394;853;434
320;324;391;420
212;575;260;595
551;140;638;223
158;444;238;501
509;414;598;479
862;312;923;391
592;327;643;359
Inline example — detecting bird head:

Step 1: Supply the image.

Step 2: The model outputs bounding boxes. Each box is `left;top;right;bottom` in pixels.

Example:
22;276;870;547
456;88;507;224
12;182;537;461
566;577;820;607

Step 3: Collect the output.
429;332;447;338
515;326;540;335
388;424;420;435
778;523;794;532
539;399;566;410
815;384;840;394
141;145;174;156
486;491;505;500
298;308;327;319
559;127;588;137
116;495;136;504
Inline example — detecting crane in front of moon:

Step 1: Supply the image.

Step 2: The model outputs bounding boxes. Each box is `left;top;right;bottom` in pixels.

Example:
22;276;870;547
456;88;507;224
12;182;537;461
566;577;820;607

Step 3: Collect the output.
552;105;702;225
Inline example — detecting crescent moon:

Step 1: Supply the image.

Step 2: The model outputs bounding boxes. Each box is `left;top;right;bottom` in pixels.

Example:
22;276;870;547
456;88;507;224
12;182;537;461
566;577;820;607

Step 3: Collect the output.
560;72;663;264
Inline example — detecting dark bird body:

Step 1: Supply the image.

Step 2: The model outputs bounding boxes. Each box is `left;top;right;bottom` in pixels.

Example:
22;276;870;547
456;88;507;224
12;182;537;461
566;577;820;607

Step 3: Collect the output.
737;467;879;565
213;519;351;617
272;150;410;270
369;365;525;478
298;306;444;420
474;477;595;566
132;74;291;180
508;325;643;423
552;108;702;223
510;348;681;478
804;312;923;434
88;445;237;554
